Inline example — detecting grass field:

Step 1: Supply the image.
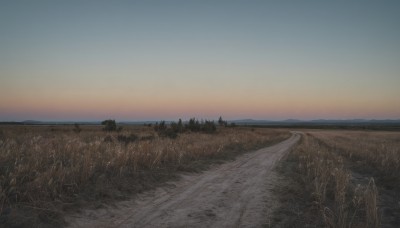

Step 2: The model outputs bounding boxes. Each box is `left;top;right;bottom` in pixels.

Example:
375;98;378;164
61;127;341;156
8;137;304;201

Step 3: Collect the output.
2;126;399;227
272;130;400;228
0;124;290;227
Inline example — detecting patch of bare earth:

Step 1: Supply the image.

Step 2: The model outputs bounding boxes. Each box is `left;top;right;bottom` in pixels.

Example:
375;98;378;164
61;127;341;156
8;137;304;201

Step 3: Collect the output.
67;133;300;228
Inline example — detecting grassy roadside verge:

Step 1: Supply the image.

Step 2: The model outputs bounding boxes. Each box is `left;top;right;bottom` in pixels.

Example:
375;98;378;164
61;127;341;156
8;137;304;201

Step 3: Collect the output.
0;126;290;227
270;131;396;228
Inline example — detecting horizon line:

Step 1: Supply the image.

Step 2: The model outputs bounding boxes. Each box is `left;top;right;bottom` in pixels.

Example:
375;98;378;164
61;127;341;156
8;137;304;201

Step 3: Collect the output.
2;118;400;123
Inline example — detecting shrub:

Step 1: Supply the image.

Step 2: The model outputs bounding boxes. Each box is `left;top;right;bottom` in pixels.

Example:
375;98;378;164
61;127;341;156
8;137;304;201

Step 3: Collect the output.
154;121;178;139
101;119;117;131
170;119;184;133
155;118;217;137
184;118;217;133
186;118;201;132
218;116;228;127
201;120;216;133
154;121;167;132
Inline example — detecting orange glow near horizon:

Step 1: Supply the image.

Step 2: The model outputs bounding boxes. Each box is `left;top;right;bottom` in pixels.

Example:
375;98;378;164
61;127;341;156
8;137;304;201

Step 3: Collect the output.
1;2;399;121
1;84;399;121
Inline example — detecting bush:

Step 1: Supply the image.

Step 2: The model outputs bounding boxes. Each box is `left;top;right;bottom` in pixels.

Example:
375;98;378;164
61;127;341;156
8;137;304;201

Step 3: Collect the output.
218;116;228;127
202;120;217;133
154;121;167;132
154;118;217;138
185;118;216;133
186;118;201;132
170;119;184;133
101;119;117;131
155;121;179;139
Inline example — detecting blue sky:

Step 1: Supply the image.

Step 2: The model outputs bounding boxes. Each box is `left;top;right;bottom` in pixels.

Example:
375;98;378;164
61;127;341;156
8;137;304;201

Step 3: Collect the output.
1;1;399;121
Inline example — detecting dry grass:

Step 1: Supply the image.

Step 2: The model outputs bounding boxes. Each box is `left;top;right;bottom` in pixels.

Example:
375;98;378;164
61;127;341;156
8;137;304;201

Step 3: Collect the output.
0;125;290;226
308;130;400;227
271;130;400;227
296;134;377;227
309;130;400;178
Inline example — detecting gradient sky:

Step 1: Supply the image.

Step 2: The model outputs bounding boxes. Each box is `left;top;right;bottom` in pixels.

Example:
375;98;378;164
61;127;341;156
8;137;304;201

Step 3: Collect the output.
1;0;399;121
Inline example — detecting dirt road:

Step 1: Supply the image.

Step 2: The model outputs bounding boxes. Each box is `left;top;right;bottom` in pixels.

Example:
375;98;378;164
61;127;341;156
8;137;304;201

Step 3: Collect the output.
67;133;301;228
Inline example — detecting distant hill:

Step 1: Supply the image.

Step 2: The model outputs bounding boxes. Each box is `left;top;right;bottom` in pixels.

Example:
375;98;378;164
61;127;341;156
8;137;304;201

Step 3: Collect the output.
22;120;43;124
0;119;399;126
230;119;400;125
18;120;102;125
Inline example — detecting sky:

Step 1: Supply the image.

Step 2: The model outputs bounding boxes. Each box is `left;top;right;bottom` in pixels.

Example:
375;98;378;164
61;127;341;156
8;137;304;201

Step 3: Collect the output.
1;0;399;121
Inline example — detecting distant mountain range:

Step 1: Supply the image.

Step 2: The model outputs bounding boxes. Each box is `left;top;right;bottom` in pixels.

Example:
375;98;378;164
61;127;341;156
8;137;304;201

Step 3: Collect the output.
1;119;399;126
231;119;400;125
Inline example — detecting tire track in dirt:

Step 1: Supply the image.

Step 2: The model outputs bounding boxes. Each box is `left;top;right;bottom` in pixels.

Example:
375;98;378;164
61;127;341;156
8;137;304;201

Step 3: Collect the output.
67;133;301;228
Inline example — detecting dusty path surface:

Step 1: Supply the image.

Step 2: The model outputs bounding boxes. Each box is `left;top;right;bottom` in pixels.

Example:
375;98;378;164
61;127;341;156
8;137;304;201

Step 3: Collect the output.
67;133;301;228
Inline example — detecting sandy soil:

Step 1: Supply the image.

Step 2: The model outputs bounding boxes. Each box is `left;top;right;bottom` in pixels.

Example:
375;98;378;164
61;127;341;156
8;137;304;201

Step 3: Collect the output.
67;133;300;228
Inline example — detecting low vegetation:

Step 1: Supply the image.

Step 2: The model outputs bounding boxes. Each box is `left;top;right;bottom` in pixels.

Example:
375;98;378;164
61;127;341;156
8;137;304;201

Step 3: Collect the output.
272;130;400;227
101;119;117;131
153;118;218;139
0;123;290;227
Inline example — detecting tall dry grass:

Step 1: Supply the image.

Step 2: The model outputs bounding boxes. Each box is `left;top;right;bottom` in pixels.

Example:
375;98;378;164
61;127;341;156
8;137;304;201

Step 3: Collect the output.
309;131;400;177
0;126;290;218
307;130;400;227
293;133;380;227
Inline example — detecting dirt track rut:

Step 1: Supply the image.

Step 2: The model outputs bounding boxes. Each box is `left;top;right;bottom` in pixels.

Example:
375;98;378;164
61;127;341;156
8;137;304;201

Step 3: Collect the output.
68;133;301;228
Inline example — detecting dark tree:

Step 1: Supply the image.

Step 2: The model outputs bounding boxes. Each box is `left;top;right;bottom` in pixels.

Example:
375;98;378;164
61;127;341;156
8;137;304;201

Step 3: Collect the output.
101;119;117;131
177;118;183;132
218;116;224;126
218;116;228;127
186;118;201;132
202;120;216;133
